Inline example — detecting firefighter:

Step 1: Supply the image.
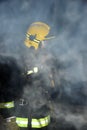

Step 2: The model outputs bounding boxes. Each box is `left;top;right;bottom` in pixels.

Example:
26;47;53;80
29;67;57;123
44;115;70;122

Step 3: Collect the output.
0;55;24;130
22;21;57;130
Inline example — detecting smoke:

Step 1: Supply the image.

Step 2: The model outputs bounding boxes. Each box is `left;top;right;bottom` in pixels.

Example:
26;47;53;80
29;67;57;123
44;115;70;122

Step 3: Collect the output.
0;0;87;129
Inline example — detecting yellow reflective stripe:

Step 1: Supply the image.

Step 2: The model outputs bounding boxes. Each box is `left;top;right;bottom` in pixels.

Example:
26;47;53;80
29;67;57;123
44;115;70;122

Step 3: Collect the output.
32;115;50;128
16;115;50;128
16;117;28;128
0;101;14;108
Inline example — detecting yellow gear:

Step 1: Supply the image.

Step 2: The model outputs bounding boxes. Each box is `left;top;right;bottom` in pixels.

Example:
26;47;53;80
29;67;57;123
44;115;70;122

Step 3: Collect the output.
24;22;50;50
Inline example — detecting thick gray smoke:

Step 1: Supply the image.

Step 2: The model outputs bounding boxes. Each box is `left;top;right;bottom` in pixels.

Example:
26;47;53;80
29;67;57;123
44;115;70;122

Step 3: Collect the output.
0;0;87;129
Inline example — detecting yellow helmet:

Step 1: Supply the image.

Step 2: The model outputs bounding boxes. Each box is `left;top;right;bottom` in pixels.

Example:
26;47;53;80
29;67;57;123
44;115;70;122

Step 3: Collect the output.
24;22;50;50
